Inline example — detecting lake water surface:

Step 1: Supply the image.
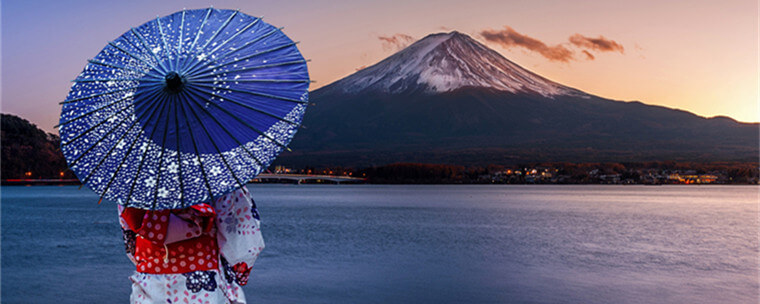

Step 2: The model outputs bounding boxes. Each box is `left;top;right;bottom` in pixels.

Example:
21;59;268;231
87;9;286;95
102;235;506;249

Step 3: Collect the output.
2;185;758;303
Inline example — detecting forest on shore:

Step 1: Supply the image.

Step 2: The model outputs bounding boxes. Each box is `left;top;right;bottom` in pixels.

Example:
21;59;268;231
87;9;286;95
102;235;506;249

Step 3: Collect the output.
1;114;74;180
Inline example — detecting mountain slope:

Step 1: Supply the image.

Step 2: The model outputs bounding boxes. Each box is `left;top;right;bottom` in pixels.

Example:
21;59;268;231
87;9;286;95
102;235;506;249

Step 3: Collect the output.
279;32;758;167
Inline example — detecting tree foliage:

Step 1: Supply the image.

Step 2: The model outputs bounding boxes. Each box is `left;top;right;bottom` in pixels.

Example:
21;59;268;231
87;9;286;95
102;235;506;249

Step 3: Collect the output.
1;113;73;179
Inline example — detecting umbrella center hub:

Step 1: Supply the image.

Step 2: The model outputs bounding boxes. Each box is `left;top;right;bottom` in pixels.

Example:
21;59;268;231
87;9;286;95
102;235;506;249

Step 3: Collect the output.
164;72;185;94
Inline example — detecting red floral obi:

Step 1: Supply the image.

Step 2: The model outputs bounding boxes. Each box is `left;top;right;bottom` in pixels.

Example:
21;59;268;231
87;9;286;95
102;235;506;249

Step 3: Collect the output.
121;204;218;274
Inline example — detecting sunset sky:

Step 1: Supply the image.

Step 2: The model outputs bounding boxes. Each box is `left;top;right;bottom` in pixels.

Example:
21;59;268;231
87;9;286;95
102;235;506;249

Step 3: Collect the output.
2;0;757;134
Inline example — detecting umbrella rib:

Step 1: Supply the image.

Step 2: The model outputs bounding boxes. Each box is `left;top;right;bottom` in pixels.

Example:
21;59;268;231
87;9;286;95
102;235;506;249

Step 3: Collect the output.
155;16;173;70
107;41;161;73
130;28;170;74
192;83;307;104
177;10;185;55
199;10;238;52
183;87;267;169
174;10;186;72
181;92;247;190
157;16;171;51
177;56;200;81
125;97;171;205
188;8;213;51
176;94;216;204
67;102;138;168
72;78;155;83
61;102;132;146
190;60;308;80
78;105;149;187
173;94;186;208
188;86;298;125
231;69;312;79
184;86;293;151
96;127;144;204
180;10;239;76
185;42;297;78
88;59;160;79
95;91;168;204
61;88;163;145
210;42;297;69
214;27;280;62
60;87;131;104
57;93;136;128
120;34;164;76
192;78;309;84
149;92;174;210
207;17;261;56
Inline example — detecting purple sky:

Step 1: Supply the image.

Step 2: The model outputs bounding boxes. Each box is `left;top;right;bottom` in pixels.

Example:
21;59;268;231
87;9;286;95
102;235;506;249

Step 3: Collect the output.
2;0;757;134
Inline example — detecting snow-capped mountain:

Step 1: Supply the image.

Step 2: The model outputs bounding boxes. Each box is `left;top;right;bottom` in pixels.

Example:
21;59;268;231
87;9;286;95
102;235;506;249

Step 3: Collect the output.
278;32;758;167
331;31;575;97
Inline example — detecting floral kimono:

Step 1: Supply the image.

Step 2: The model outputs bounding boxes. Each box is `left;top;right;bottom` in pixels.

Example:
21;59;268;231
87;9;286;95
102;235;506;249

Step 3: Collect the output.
119;187;264;304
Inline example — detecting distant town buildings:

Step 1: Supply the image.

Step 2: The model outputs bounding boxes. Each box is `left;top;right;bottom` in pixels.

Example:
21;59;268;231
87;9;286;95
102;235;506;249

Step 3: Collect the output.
478;166;741;185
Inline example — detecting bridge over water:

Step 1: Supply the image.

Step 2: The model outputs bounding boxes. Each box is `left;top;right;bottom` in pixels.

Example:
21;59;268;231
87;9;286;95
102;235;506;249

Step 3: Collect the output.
251;173;366;184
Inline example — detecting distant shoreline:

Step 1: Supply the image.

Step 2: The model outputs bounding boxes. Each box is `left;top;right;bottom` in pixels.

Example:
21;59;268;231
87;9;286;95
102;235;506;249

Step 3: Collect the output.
1;179;81;186
3;179;757;186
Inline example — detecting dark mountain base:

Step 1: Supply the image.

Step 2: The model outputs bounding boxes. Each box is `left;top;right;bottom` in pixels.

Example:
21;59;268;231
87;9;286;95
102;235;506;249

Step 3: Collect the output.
283;89;758;167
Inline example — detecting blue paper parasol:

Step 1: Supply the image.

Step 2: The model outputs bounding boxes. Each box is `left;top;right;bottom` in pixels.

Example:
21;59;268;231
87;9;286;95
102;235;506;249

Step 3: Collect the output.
58;8;309;209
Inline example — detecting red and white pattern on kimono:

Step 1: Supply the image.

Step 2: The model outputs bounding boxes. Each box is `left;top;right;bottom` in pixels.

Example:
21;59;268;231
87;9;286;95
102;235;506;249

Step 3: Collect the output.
119;187;265;304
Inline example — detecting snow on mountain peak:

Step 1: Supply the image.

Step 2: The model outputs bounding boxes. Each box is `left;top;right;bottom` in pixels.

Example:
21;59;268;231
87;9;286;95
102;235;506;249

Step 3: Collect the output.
333;31;575;97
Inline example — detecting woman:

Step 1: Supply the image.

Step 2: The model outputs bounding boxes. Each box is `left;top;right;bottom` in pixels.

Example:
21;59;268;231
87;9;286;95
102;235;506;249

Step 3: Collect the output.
118;187;264;304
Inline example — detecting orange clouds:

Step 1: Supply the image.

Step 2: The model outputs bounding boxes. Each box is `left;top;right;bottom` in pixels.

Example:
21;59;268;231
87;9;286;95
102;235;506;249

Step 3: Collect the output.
480;26;625;62
378;33;415;51
569;34;624;53
480;27;574;62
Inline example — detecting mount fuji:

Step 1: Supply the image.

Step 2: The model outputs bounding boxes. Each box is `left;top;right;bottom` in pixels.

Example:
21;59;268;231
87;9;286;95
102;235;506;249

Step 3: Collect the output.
334;31;575;97
278;31;758;166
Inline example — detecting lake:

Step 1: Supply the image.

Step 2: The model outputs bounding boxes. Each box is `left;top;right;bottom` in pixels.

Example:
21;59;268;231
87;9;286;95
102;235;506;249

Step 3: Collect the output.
1;185;758;303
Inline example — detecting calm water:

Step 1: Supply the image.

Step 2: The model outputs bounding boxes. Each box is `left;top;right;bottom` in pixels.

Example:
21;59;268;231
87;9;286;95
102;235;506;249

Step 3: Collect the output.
1;185;758;303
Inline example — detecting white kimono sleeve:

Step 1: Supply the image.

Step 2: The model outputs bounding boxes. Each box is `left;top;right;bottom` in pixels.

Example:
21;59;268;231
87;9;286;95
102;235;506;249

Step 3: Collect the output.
213;187;265;285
